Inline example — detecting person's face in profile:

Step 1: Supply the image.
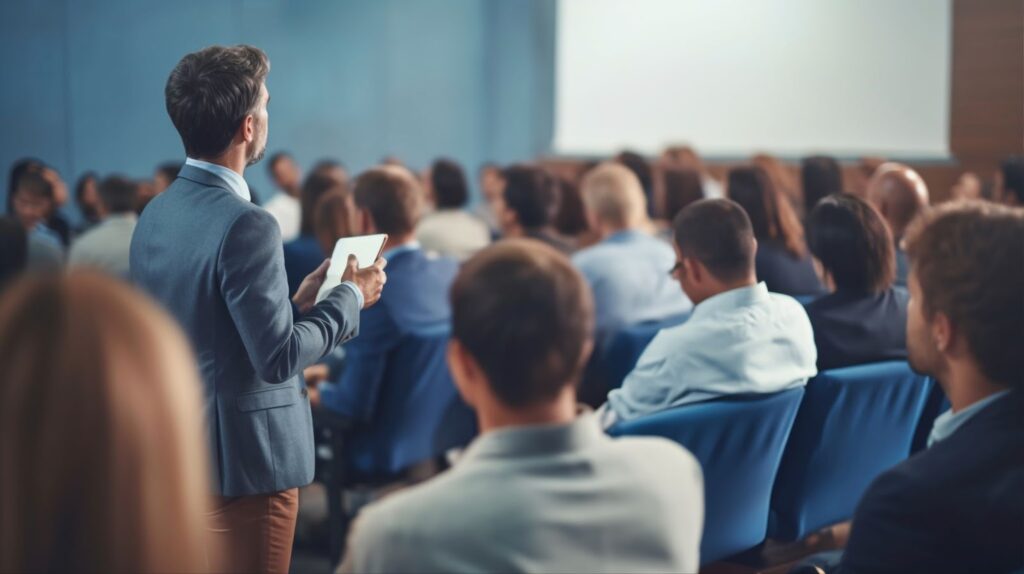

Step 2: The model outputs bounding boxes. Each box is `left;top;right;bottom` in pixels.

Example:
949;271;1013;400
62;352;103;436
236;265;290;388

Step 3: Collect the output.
12;189;51;230
246;83;270;166
905;270;942;378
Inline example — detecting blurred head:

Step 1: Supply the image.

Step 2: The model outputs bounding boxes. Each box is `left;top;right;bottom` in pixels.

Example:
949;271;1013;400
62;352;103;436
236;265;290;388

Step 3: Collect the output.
801;155;843;213
97;176;139;217
311;159;349;186
660;145;705;173
74;172;101;223
903;202;1023;394
448;240;594;420
479;163;505;203
671;199;757;304
0;273;209;573
312;188;355;255
996;155;1024;206
615;151;655;215
728;166;807;257
152;161;183;196
352;165;422;239
165;45;270;165
950;172;983;202
267;152;301;196
299;171;346;236
497;164;559;236
807;194;895;294
553;175;589;238
0;217;27;289
10;171;54;231
580;162;648;236
866;162;929;241
662;167;704;223
429;158;469;209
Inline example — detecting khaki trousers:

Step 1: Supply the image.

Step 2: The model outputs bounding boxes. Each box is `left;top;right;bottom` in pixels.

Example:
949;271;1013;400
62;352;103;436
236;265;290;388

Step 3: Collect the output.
207;488;299;574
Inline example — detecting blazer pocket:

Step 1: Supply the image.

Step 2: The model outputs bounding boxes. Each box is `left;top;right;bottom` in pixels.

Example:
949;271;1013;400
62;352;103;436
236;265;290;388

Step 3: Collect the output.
236;386;298;412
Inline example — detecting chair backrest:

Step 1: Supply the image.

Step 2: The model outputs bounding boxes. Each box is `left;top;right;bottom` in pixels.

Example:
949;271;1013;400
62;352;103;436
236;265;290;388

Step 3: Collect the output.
609;387;805;564
769;361;934;541
345;324;477;478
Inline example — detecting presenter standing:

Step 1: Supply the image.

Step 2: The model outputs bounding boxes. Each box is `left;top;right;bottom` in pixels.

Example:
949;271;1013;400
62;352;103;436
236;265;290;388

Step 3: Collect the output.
130;45;386;573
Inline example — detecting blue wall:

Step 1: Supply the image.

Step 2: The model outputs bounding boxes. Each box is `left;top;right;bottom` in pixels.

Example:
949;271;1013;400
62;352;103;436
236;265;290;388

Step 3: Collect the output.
0;0;555;218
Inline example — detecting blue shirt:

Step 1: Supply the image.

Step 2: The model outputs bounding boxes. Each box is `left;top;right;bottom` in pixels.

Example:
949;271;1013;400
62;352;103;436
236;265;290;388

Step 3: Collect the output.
604;282;817;424
571;230;692;333
927;390;1012;447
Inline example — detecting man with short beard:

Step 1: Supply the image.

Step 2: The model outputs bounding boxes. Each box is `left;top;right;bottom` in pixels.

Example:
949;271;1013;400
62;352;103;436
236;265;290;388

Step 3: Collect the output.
130;45;387;574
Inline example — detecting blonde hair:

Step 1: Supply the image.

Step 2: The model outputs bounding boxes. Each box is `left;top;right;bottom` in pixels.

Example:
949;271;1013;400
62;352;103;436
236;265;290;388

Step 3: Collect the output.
0;273;210;573
580;162;647;229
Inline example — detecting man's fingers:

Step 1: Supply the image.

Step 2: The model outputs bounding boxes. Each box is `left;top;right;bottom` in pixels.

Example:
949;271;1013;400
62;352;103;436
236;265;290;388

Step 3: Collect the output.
314;258;331;276
374;257;388;270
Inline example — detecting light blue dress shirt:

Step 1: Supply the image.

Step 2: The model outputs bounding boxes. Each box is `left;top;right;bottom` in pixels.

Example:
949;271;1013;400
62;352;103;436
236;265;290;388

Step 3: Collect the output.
927;389;1011;447
184;157;363;307
572;229;692;333
604;282;817;424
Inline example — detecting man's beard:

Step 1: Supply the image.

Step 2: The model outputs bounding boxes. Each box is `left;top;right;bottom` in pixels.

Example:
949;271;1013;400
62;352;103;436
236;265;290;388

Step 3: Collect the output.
247;145;266;166
246;124;267;166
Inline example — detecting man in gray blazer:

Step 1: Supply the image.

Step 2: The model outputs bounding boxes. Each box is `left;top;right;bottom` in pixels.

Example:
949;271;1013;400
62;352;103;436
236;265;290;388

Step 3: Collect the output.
131;45;386;574
341;240;704;573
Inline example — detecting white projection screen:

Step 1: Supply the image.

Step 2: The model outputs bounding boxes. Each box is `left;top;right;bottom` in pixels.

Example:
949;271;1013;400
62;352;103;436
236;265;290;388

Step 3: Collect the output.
554;0;952;158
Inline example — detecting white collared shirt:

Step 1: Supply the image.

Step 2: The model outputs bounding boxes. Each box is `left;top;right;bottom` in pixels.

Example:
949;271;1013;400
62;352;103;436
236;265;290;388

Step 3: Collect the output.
185;157;251;202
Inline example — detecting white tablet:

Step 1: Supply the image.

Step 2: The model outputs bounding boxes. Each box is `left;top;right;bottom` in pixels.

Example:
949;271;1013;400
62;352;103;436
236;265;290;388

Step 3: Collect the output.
315;233;388;303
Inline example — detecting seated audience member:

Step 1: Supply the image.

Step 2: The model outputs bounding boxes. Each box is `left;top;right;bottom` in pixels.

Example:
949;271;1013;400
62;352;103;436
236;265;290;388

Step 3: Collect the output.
602;199;816;425
317;166;458;420
476;162;504;234
495;164;574;253
138;161;183;213
573;163;692;334
341;240;704;573
311;158;350;185
263;152;303;241
0;217;27;290
553;174;598;249
282;172;344;295
662;167;704;224
661;144;724;198
866;163;929;287
801;155;843;216
8;170;63;271
729;167;825;297
950;171;982;202
73;172;102;231
68;176;139;279
996;155;1023;206
754;153;801;209
616;150;656;218
0;273;210;573
417;158;491;261
312;189;356;256
836;202;1024;574
804;194;908;370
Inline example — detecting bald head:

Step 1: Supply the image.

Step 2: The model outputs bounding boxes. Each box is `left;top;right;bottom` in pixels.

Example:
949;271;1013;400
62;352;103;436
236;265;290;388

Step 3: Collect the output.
866;163;929;240
580;162;648;233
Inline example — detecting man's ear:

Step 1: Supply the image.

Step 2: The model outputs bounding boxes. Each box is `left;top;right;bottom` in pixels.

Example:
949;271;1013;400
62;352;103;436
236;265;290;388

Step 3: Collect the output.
358;209;376;235
447;340;481;409
932;312;954;354
682;256;702;283
239;114;255;144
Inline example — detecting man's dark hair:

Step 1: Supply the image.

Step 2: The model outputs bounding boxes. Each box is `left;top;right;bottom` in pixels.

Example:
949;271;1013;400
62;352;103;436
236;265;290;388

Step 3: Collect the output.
616;150;655;216
13;172;53;202
0;217;27;289
156;162;183;182
352;167;421;237
807;194;895;293
165;45;269;158
553;176;589;237
663;167;704;222
801;155;843;214
673;198;756;283
6;158;44;215
451;239;594;408
1000;155;1024;204
97;176;139;215
501;164;558;230
905;201;1024;387
431;158;469;209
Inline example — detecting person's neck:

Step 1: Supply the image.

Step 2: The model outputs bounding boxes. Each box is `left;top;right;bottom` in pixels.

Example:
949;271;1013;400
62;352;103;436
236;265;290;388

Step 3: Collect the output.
598;221;636;240
941;362;1009;413
476;388;577;434
693;276;757;305
381;233;416;253
194;147;247;177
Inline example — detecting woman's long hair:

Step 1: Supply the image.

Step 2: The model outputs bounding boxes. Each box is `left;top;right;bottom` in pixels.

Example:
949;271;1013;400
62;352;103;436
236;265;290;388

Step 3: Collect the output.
728;166;808;258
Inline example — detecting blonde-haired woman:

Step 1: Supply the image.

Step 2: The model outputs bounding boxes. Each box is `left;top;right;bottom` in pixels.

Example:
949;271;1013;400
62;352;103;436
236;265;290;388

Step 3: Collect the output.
0;272;211;573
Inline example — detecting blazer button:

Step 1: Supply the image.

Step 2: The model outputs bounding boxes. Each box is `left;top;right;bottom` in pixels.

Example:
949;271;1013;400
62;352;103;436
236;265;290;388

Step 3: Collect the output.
301;387;309;398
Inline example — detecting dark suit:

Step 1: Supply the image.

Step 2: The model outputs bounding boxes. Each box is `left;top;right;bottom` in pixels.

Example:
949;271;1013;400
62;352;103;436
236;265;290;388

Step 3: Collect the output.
839;390;1024;574
805;287;908;370
283;233;325;296
130;164;361;497
755;241;826;297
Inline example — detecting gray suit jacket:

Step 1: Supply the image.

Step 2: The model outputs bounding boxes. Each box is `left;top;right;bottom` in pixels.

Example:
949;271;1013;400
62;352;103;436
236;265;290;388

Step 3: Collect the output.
342;414;704;573
130;164;361;496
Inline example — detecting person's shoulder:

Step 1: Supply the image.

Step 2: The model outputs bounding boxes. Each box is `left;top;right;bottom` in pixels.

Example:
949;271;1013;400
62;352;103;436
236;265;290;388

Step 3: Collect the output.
352;467;479;543
767;291;810;314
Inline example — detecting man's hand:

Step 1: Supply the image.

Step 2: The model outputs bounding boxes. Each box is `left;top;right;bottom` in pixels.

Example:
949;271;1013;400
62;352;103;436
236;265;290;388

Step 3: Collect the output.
304;364;330;386
341;255;387;308
291;258;331;314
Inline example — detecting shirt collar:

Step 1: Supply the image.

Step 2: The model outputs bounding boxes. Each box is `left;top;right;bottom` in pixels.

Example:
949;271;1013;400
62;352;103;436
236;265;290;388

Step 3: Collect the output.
603;229;645;245
690;282;770;321
927;389;1012;447
381;241;420;261
184;158;251;202
460;412;606;462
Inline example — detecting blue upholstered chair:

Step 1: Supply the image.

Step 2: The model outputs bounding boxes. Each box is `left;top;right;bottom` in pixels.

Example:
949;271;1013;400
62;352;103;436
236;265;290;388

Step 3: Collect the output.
608;388;805;564
768;361;934;542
